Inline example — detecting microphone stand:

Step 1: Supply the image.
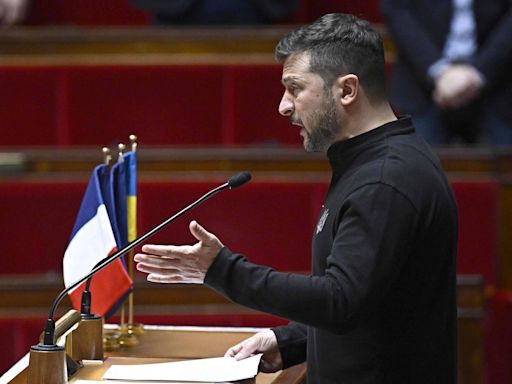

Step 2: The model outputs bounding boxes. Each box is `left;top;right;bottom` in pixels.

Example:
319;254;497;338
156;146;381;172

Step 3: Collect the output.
65;278;104;362
27;172;251;384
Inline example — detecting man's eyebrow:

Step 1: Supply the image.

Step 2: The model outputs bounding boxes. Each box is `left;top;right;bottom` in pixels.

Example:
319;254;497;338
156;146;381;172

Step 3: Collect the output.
281;76;301;86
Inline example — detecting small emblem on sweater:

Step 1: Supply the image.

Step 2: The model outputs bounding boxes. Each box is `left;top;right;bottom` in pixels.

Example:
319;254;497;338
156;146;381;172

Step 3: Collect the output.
316;208;329;234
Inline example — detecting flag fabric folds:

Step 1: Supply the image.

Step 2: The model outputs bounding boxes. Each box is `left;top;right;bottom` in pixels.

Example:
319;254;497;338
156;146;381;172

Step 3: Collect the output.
104;153;136;317
110;159;128;248
124;151;137;244
100;164;122;248
63;164;133;317
109;150;137;249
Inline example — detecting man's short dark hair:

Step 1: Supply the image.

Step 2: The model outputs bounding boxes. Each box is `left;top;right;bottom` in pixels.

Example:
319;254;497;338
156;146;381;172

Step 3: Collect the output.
275;13;386;99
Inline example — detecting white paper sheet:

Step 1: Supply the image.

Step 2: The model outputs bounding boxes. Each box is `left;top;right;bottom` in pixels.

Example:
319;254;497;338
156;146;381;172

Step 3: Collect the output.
101;354;262;383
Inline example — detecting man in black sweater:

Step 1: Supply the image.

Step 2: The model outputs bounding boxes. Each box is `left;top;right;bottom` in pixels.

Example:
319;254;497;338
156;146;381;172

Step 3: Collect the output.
135;14;458;383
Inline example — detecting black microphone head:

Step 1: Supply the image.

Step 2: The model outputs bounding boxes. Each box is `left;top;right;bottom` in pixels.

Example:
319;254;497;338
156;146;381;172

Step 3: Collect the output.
228;172;252;189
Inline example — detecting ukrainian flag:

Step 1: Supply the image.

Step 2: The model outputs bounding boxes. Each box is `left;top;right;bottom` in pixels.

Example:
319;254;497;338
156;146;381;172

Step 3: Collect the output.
124;150;137;243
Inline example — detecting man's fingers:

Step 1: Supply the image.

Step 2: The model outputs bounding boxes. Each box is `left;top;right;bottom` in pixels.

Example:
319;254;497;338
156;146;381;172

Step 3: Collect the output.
224;340;254;360
224;343;243;358
134;253;179;267
189;220;216;244
147;273;185;283
234;348;254;361
229;338;259;360
136;262;178;275
141;244;191;256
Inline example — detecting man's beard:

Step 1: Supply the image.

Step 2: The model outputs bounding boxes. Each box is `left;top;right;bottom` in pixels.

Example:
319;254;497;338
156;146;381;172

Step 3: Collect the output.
303;96;342;152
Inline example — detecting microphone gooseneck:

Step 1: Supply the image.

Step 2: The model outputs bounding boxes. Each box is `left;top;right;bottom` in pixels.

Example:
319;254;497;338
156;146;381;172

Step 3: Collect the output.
42;172;252;346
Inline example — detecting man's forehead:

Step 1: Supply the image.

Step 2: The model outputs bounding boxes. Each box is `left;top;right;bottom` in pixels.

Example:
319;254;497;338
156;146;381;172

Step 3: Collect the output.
281;52;312;82
283;51;310;67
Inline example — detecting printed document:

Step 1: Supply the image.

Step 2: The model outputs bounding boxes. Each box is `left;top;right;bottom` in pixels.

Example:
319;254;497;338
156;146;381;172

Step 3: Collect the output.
101;354;262;382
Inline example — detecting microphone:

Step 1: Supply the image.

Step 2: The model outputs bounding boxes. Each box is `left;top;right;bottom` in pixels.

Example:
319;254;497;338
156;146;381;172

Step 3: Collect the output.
39;172;252;347
228;171;251;189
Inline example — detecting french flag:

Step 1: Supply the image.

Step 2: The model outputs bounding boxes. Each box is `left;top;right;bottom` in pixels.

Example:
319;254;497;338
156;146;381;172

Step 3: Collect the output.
63;164;133;317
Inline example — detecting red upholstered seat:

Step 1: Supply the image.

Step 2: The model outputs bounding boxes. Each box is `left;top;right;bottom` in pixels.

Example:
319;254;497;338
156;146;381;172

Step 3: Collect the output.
66;66;225;146
25;0;150;26
0;181;86;274
452;181;498;286
486;290;512;384
0;67;61;146
222;65;298;146
0;65;303;148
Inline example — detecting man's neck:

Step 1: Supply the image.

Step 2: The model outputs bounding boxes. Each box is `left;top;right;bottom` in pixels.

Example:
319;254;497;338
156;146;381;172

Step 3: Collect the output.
341;102;397;141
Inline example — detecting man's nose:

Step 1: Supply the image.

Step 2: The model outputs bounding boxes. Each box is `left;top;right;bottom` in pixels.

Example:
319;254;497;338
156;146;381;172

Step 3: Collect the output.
279;93;294;117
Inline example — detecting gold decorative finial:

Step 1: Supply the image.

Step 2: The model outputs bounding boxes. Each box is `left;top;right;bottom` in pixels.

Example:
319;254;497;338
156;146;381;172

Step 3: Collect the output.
102;147;111;165
118;143;126;162
129;134;138;152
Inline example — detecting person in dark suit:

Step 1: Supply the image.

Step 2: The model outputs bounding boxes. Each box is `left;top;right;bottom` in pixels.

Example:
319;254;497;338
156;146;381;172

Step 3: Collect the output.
381;0;512;145
131;0;298;25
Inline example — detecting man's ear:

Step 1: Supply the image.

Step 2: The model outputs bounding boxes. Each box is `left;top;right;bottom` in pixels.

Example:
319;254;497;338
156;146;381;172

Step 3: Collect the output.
335;74;359;106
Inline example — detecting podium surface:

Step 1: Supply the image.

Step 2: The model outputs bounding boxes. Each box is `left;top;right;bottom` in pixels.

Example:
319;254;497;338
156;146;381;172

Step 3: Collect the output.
3;325;306;384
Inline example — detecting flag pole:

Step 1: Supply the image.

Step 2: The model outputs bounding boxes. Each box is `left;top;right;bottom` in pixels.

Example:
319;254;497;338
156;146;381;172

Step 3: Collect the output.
118;135;143;348
127;135;143;337
115;142;137;347
102;147;112;165
117;143;127;332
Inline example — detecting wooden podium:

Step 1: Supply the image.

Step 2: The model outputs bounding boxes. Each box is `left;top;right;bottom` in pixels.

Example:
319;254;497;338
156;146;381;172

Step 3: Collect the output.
3;324;306;384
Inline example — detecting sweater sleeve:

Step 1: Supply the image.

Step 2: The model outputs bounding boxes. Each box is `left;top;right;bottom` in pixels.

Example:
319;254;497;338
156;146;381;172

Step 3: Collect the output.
204;183;419;334
271;322;307;369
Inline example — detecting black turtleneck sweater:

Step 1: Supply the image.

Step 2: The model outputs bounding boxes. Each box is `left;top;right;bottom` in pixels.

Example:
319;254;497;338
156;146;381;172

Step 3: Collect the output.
204;117;458;383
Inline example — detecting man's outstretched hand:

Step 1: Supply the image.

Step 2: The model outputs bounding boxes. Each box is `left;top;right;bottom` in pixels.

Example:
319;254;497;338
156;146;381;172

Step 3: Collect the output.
134;220;223;284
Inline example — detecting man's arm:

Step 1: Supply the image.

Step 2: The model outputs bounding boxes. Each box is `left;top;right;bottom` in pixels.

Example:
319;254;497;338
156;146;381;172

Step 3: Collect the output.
272;322;307;369
135;183;419;334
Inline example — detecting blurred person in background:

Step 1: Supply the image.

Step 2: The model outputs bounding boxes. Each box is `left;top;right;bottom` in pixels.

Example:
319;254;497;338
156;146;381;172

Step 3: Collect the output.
381;0;512;146
0;0;28;26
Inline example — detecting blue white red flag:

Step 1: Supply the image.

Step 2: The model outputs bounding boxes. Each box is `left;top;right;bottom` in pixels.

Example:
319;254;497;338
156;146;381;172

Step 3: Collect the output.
63;165;133;317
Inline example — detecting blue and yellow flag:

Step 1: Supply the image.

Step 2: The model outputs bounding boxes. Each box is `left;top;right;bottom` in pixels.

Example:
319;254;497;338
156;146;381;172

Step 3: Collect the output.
124;150;137;243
